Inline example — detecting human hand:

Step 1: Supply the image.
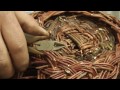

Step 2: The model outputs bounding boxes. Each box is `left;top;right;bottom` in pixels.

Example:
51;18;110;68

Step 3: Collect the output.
0;11;49;79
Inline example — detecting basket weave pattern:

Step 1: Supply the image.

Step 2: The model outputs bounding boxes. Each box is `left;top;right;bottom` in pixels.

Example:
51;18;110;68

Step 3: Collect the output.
15;11;120;79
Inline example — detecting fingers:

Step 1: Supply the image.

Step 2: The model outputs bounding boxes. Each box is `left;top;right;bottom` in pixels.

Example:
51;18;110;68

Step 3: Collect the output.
1;12;29;72
0;33;14;79
14;11;49;37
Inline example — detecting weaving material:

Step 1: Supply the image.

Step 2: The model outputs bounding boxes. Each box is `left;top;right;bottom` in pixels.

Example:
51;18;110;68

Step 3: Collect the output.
14;11;120;79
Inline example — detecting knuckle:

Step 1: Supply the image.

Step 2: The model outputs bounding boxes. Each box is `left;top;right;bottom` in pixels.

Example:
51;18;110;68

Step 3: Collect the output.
11;42;29;72
13;42;26;53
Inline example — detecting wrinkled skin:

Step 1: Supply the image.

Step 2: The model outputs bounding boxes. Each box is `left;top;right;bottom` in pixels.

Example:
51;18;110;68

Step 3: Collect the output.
0;11;49;79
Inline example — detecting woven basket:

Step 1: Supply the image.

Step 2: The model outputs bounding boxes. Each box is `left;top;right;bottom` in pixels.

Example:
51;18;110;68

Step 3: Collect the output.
14;11;120;79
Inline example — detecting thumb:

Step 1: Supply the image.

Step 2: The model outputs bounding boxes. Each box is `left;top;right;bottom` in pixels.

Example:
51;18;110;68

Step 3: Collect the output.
15;11;49;37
